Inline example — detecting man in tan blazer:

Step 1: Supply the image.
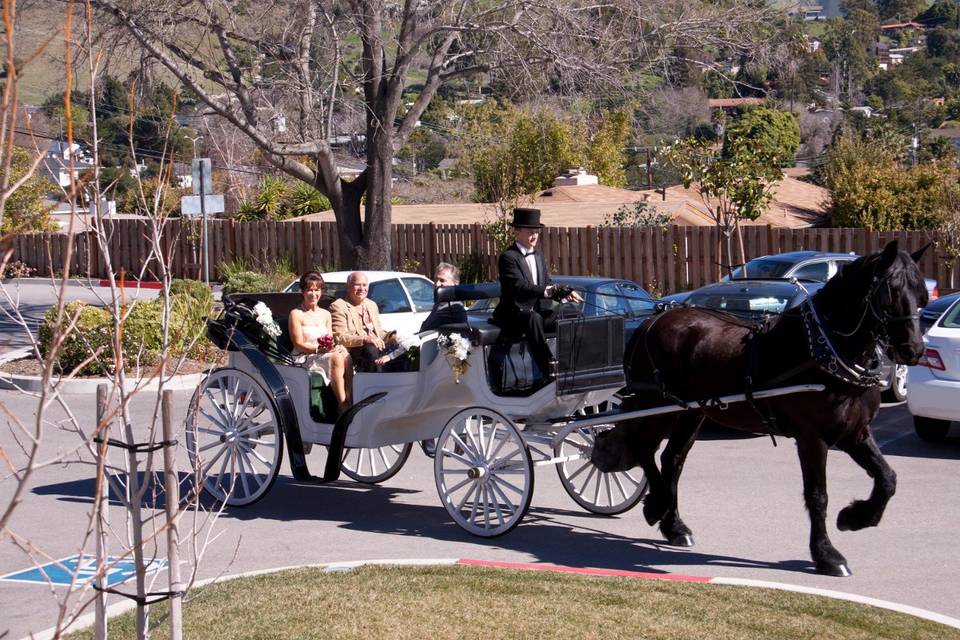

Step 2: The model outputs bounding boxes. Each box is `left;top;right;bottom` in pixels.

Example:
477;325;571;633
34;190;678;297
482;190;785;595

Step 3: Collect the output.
330;271;390;371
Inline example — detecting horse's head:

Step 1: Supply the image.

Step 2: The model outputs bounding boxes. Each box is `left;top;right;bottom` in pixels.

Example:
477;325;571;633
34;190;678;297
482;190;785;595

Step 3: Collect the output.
829;241;929;365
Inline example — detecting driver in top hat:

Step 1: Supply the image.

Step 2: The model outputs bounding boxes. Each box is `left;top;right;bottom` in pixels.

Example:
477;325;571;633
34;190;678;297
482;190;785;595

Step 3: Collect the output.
492;207;582;380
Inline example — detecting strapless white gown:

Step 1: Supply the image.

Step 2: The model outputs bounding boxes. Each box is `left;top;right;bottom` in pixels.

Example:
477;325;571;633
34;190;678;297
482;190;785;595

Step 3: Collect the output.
294;325;334;384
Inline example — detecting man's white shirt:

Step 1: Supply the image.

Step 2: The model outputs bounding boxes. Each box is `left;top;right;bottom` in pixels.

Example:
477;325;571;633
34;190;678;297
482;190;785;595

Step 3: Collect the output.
515;241;539;286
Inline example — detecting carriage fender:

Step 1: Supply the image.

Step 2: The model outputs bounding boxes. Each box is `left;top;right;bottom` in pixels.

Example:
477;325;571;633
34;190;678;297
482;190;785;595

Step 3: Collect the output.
225;328;315;481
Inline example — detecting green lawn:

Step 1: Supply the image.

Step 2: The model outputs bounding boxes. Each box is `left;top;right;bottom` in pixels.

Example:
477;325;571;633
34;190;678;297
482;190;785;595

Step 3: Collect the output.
68;565;960;640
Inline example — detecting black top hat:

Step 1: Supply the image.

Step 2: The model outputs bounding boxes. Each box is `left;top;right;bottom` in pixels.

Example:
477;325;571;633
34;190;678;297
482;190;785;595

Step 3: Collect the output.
511;207;543;228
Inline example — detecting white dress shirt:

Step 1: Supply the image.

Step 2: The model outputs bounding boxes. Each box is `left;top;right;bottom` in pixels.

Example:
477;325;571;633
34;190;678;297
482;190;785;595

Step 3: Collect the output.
515;241;538;285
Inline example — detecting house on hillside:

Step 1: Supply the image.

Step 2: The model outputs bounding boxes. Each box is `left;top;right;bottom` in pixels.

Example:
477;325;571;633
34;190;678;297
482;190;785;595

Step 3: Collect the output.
42;140;96;189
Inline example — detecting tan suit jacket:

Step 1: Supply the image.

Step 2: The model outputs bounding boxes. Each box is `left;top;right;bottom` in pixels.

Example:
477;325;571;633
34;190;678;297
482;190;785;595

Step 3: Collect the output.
329;297;386;349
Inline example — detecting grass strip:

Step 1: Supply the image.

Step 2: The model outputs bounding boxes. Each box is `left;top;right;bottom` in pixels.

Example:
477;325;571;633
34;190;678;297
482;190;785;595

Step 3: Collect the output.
68;564;960;640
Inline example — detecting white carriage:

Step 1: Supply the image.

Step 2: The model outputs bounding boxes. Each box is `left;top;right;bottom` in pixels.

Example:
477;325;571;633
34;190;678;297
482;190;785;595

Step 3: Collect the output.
185;287;648;536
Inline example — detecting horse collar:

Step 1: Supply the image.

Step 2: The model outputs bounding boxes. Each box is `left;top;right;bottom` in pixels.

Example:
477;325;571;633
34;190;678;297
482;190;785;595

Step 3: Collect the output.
800;299;882;388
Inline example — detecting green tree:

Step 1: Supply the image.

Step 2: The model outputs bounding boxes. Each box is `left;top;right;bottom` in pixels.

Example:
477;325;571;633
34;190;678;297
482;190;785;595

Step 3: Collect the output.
877;0;926;21
917;0;960;28
587;110;632;188
822;6;879;101
471;108;584;203
723;107;800;166
823;131;960;230
661;132;784;277
1;148;56;234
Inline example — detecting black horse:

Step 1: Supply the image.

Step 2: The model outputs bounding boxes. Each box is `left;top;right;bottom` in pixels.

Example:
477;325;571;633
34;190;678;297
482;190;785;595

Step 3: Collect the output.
591;241;929;576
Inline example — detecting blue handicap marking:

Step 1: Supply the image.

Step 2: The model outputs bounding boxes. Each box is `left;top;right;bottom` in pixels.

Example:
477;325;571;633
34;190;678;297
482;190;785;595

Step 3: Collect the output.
0;554;167;588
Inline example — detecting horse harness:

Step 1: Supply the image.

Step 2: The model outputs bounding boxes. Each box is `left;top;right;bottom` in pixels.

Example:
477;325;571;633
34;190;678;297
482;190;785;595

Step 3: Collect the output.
626;271;912;445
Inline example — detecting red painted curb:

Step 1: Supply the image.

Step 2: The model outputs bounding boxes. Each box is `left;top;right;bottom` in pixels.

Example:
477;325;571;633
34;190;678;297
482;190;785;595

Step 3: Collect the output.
97;279;165;289
457;558;712;583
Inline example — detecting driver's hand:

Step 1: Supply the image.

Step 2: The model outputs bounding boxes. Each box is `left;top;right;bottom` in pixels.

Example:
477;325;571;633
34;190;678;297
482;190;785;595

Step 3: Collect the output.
565;290;584;304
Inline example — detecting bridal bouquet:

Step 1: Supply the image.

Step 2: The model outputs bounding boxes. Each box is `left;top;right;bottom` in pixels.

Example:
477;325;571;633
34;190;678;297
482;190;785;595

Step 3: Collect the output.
252;302;282;338
437;332;472;383
316;333;335;354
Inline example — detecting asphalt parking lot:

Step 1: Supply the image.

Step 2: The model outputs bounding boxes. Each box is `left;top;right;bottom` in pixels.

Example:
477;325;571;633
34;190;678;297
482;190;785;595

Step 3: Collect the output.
0;383;957;639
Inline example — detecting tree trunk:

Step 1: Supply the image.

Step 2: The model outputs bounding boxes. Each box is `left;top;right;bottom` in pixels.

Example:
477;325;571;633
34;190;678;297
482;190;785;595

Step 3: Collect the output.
361;127;394;269
332;123;394;270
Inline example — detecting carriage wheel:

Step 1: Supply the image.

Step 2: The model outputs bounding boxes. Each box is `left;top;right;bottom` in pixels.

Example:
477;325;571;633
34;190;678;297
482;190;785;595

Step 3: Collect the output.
185;368;283;507
434;407;534;537
340;443;413;484
555;398;647;515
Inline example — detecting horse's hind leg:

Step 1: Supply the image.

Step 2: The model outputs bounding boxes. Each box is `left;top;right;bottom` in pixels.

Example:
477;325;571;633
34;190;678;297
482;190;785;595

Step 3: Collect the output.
796;435;851;576
835;433;896;531
651;413;703;547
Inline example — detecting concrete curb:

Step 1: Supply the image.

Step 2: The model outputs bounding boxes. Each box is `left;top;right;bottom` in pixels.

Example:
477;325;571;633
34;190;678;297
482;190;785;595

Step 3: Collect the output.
28;558;960;639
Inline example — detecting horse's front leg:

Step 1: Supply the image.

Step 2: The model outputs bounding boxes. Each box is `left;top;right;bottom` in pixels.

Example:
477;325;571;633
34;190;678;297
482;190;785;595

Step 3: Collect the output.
835;432;896;531
653;413;703;547
796;435;851;576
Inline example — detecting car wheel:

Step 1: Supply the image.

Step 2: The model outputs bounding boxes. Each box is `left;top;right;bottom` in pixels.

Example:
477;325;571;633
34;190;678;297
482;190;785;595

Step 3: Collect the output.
881;364;908;403
914;416;951;442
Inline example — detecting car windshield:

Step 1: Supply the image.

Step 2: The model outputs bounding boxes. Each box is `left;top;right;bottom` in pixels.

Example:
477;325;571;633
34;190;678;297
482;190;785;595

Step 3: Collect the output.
940;299;960;329
402;277;436;312
368;279;411;313
730;258;794;279
687;292;792;315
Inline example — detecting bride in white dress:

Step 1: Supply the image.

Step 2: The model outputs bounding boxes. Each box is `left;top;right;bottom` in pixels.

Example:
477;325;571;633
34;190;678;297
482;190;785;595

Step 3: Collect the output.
288;272;353;415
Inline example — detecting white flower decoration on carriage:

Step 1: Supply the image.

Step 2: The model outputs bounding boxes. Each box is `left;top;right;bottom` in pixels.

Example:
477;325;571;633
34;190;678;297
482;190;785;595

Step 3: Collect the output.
436;332;472;383
396;333;422;352
252;301;282;338
377;332;423;364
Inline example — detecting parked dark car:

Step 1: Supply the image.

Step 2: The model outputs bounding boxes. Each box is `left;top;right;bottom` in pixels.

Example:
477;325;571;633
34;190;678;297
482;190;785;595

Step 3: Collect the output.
726;250;939;301
468;275;657;344
662;278;907;402
920;291;960;334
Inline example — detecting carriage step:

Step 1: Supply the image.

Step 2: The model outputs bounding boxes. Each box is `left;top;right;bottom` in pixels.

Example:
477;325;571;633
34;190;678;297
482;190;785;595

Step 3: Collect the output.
534;453;586;466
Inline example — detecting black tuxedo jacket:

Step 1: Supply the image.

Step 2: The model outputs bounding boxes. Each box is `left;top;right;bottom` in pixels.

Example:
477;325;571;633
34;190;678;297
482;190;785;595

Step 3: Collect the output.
492;243;552;326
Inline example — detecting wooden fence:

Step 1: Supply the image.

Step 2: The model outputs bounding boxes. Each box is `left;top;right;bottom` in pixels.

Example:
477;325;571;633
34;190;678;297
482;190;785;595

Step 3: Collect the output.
7;220;958;295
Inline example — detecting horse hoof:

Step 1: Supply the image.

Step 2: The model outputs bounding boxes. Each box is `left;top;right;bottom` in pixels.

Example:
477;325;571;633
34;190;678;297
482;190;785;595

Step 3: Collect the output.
665;533;694;547
816;562;852;577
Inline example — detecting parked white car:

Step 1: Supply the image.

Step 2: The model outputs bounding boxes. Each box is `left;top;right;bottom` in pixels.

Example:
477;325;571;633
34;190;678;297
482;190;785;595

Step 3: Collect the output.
285;270;435;336
907;296;960;442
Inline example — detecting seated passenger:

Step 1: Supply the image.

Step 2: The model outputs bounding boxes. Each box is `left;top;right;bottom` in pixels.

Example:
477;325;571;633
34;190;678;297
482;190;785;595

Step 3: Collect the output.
419;262;468;332
288;271;353;415
330;271;395;372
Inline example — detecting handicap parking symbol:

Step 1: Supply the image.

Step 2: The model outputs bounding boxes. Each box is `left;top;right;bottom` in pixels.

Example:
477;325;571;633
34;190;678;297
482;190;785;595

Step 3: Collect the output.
0;554;167;588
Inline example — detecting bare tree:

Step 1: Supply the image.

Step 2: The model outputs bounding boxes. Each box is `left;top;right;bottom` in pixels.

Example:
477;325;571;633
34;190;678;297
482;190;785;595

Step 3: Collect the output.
2;3;231;637
86;0;780;269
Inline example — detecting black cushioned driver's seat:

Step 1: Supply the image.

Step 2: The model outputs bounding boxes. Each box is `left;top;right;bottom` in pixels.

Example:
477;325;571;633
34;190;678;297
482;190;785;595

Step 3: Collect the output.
436;320;501;346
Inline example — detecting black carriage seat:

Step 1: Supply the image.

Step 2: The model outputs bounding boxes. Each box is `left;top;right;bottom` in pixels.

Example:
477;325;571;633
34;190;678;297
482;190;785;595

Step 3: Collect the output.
434;281;559;395
222;292;339;421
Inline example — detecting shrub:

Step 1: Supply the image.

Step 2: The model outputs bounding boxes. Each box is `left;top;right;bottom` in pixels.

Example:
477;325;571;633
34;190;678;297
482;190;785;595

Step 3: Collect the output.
170;278;214;309
0;260;35;279
456;253;486;284
169;293;212;357
222;270;271;295
38;301;114;376
123;299;165;366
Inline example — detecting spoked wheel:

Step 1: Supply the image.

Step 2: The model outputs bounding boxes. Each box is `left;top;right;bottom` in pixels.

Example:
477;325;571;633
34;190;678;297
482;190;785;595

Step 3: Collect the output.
555;398;647;515
434;407;534;537
340;443;413;483
185;368;283;507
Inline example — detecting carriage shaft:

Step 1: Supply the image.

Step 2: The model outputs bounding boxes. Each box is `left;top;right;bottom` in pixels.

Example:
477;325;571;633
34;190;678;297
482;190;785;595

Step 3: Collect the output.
560;384;827;431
